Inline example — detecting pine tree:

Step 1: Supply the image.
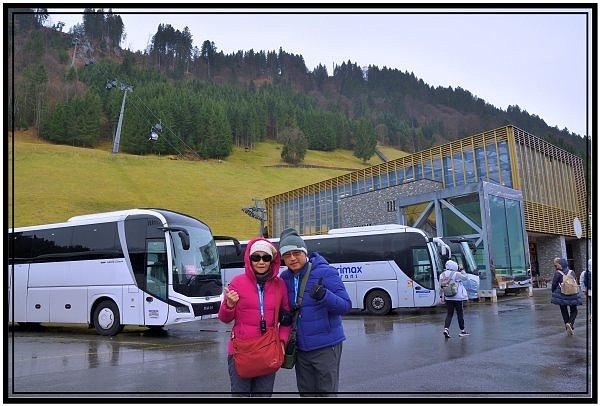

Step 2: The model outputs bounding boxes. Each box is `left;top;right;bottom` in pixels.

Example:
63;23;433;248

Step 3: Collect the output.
353;118;376;162
281;124;307;165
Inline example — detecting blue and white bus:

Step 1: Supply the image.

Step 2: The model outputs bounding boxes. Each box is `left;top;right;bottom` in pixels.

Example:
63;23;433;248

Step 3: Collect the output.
217;224;478;315
8;208;237;335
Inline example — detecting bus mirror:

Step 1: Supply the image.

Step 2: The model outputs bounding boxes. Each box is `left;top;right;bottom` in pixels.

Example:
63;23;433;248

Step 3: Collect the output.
159;227;190;250
179;231;190;250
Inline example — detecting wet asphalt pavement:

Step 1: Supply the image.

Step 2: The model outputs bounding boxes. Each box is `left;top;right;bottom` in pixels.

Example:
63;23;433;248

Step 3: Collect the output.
6;288;595;400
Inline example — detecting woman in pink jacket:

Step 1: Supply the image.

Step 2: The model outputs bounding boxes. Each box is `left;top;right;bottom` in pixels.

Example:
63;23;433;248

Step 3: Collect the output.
218;237;291;396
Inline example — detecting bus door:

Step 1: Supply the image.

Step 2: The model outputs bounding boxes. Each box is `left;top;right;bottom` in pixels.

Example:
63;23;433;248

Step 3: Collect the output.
143;240;169;326
411;247;437;307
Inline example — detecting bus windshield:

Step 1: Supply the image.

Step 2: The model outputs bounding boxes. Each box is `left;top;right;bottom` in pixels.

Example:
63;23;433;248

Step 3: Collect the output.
171;225;222;297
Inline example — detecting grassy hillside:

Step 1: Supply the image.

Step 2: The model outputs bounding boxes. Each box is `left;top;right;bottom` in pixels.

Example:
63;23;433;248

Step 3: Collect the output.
8;131;408;239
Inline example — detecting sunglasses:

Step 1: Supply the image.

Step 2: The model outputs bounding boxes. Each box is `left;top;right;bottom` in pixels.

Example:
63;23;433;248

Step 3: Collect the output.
250;254;273;262
282;250;304;258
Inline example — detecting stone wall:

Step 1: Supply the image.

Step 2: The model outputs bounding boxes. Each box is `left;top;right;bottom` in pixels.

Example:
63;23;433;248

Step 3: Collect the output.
535;235;566;281
535;235;591;281
571;238;591;277
339;179;442;227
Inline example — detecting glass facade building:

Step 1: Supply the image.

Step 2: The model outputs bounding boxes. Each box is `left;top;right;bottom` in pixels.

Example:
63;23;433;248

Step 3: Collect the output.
264;125;589;291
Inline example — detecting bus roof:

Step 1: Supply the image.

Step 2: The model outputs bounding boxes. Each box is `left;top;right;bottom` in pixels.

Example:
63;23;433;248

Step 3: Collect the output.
11;208;168;233
327;224;414;235
67;209;159;222
216;224;429;246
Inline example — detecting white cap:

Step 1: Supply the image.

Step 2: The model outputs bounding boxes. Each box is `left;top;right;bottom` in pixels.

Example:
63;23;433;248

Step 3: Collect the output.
445;260;459;272
249;240;276;257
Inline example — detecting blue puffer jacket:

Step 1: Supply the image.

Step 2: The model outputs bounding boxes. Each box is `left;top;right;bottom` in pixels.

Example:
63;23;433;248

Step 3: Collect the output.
551;267;583;306
280;252;352;352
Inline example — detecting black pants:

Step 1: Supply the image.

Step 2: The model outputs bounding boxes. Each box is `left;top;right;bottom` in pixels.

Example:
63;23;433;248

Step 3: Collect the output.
559;305;578;327
444;300;465;330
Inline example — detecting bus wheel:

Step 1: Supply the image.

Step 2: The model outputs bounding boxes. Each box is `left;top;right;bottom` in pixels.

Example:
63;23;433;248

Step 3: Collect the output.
365;290;392;315
93;300;122;336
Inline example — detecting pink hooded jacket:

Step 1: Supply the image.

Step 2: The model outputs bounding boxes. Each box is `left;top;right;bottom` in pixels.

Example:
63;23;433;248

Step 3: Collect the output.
218;237;291;355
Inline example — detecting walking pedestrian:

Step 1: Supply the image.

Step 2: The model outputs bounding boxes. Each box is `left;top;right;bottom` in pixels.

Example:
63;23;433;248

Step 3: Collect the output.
579;262;590;307
550;257;582;335
440;260;470;339
218;238;291;397
278;228;352;397
585;258;592;320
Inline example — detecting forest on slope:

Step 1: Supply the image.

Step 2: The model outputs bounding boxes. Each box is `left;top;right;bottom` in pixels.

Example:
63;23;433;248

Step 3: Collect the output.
8;8;588;162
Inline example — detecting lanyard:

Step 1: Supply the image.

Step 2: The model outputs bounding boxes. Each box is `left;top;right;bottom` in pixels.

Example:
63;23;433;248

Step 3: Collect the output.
293;274;300;303
257;283;265;319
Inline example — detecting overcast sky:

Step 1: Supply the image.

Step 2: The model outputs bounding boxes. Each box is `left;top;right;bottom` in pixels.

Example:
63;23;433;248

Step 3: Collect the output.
45;6;591;137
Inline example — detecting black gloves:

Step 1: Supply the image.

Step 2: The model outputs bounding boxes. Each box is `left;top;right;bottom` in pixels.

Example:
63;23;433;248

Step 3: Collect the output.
310;277;326;301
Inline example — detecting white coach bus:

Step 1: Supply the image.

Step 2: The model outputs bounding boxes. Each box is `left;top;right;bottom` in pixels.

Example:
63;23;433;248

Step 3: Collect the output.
8;208;236;335
217;224;478;315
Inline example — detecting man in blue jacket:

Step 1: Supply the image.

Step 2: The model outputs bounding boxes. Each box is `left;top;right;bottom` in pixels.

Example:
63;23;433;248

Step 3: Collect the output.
278;228;352;396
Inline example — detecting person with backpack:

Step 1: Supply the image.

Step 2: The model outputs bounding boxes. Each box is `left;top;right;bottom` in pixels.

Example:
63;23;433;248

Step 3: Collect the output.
440;260;470;339
550;257;582;335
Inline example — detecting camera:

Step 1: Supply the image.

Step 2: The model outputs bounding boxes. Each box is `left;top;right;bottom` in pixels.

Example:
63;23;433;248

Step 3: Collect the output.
278;310;293;326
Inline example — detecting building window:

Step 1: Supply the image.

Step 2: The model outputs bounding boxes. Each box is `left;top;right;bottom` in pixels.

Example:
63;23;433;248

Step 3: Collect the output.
386;200;397;212
488;195;527;281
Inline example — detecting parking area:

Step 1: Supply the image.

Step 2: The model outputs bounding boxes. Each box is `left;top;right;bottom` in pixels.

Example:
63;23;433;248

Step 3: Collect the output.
6;288;594;400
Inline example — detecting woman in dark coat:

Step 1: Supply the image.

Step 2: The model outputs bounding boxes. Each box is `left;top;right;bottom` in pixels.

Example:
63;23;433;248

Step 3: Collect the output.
550;257;582;335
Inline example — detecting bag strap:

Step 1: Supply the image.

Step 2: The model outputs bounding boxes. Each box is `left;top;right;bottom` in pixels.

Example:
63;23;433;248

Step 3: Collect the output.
290;262;313;333
295;262;313;308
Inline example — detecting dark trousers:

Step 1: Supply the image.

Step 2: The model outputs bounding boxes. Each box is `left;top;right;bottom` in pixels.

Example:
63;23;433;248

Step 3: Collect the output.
559;305;578;327
584;293;592;317
227;355;276;397
444;300;465;330
295;342;342;397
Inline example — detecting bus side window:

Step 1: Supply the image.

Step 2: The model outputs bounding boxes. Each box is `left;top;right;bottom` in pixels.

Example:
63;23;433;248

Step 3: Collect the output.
72;223;122;260
10;232;34;263
30;227;73;260
227;244;245;268
309;239;339;263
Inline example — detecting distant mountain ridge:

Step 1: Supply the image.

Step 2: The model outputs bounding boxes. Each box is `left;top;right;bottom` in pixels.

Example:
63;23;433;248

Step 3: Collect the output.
8;11;587;160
